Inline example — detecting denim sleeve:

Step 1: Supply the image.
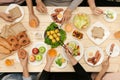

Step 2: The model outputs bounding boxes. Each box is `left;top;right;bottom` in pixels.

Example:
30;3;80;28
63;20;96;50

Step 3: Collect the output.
22;76;32;80
68;0;83;11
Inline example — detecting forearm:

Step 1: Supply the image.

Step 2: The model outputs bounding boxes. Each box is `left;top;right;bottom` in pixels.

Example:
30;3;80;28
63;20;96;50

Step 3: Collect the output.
68;0;83;11
23;66;30;78
88;0;96;10
36;0;41;4
95;69;107;80
26;0;34;15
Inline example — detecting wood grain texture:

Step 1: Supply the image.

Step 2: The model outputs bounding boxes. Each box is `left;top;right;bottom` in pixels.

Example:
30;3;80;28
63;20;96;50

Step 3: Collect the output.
0;7;120;72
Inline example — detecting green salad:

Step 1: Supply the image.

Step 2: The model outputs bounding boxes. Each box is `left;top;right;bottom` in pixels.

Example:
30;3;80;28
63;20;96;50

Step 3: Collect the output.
44;22;66;48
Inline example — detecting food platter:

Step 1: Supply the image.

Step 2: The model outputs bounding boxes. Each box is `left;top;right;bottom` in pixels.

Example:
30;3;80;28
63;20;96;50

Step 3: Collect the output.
5;4;24;22
54;53;67;68
103;9;117;22
63;39;84;61
106;42;120;57
29;42;48;65
87;21;110;45
84;46;104;66
44;22;66;48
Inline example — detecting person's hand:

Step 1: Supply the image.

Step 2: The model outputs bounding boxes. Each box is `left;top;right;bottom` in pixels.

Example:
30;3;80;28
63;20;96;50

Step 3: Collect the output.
102;57;110;71
19;53;28;68
0;12;14;22
44;51;56;72
91;7;103;16
36;1;47;13
29;14;39;28
62;8;72;24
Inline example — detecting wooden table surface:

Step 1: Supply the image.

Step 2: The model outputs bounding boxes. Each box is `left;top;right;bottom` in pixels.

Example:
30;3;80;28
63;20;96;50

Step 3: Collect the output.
0;6;120;72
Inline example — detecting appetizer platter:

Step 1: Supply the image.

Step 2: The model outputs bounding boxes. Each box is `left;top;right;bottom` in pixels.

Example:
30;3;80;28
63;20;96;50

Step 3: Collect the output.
55;53;67;68
106;43;120;57
5;4;24;22
44;22;66;48
73;13;90;30
87;22;110;45
51;8;64;24
85;46;104;66
64;40;84;61
29;42;47;65
103;9;117;22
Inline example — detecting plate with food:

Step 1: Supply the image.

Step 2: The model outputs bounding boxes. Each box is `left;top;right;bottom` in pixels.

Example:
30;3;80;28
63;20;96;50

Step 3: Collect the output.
44;22;66;48
87;21;110;45
55;53;67;68
103;9;117;22
5;4;24;22
29;42;47;65
64;40;84;61
51;8;64;24
106;43;120;57
73;13;90;30
85;46;104;66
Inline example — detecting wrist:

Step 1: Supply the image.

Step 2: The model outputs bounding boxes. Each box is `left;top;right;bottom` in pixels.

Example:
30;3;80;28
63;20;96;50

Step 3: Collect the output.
66;8;72;13
44;64;51;72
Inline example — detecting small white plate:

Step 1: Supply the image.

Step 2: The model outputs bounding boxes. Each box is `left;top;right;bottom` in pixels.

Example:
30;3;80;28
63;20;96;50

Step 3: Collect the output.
54;53;67;68
106;42;120;57
5;4;24;23
63;39;84;61
29;42;48;65
87;21;110;45
104;9;117;22
84;46;104;66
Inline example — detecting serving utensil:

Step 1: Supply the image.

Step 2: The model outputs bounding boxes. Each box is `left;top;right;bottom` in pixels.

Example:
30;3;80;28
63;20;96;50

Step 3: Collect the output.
59;40;72;54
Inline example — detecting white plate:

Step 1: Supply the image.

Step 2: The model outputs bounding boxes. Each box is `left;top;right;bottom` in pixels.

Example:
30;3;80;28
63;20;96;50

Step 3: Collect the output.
106;42;120;57
87;21;110;45
54;53;67;68
63;39;84;61
104;9;117;22
5;4;24;23
84;46;104;66
29;42;48;65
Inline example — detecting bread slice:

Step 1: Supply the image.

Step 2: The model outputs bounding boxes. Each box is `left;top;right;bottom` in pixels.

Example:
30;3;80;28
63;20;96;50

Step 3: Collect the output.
9;22;26;35
9;7;22;19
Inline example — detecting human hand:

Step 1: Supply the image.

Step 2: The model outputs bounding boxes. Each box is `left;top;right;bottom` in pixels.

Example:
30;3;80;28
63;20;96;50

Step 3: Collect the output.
91;7;103;15
102;57;110;71
36;1;47;13
0;12;14;22
19;53;28;69
29;14;39;28
62;8;72;24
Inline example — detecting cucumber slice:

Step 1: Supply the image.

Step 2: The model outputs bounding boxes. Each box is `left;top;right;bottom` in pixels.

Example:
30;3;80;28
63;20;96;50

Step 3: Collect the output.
39;46;46;54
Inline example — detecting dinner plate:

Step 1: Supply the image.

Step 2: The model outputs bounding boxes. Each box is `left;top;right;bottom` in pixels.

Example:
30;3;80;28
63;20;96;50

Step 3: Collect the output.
103;9;117;22
29;42;48;65
87;21;110;45
106;42;120;57
54;53;68;68
84;46;104;66
5;4;24;23
63;39;84;61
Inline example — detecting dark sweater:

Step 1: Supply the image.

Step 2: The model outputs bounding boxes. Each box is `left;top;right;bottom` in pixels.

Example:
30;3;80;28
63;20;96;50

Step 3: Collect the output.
39;63;92;80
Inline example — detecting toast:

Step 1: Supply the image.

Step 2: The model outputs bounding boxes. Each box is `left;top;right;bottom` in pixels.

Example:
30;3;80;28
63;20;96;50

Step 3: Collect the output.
9;7;22;19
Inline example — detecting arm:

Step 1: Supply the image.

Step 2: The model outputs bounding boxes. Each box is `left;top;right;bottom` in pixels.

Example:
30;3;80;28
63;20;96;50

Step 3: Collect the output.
68;0;83;11
26;0;34;15
38;49;56;80
0;12;14;22
65;47;91;80
36;0;47;13
26;0;39;28
88;0;103;15
18;49;31;80
95;58;109;80
62;0;83;23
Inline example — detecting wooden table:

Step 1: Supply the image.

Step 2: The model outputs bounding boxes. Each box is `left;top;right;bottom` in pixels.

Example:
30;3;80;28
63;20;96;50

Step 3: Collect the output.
0;7;120;72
